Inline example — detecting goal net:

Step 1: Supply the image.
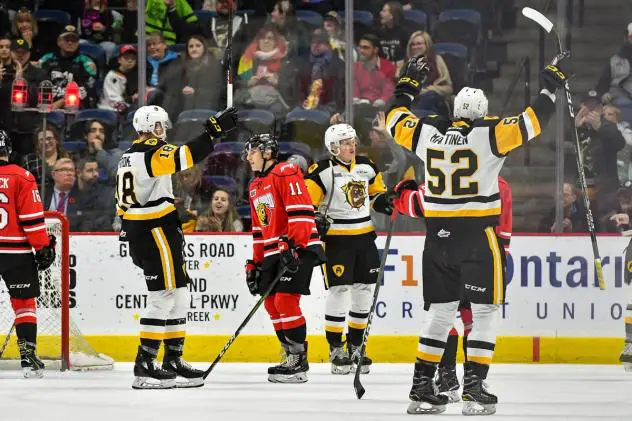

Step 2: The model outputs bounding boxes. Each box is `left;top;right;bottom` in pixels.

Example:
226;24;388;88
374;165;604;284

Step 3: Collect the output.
0;211;113;370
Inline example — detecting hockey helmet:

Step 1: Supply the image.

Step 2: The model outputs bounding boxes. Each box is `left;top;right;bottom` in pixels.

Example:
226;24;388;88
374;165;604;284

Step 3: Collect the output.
324;123;357;156
453;87;488;121
0;130;11;158
242;133;279;162
132;105;171;140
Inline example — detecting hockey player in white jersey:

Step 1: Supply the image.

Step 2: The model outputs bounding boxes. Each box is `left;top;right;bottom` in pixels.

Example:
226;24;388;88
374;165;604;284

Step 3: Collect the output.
385;52;570;414
304;124;393;375
116;105;238;389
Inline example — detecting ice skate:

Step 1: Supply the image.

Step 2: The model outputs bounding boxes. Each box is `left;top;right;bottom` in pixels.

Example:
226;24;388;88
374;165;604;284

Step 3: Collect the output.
18;339;44;379
348;343;372;374
407;362;448;414
132;346;176;389
436;365;460;403
268;348;309;383
162;355;204;388
330;345;352;375
620;342;632;371
462;364;497;415
267;343;290;383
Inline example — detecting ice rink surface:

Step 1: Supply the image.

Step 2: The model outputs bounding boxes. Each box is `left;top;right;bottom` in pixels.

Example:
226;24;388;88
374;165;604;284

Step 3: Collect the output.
1;363;631;421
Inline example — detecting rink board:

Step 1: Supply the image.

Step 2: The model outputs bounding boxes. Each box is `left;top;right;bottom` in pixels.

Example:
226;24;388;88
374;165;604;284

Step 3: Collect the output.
3;233;629;363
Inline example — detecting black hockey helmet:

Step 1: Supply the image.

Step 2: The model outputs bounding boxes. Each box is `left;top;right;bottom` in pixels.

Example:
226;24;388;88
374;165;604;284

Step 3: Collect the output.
242;133;279;162
0;130;11;158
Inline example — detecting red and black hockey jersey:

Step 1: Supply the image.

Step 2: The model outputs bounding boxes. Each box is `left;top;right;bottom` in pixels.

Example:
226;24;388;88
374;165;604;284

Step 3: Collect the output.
393;176;512;253
0;162;49;253
249;162;325;267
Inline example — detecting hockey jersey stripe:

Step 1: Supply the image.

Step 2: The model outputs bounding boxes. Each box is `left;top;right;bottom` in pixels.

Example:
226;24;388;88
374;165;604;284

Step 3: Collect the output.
0;236;27;241
23;225;46;232
287;209;315;217
327;226;374;236
0;241;31;248
20;217;44;226
286;204;314;211
331;216;372;224
424;207;501;218
423;193;500;205
0;249;33;253
123;202;176;220
19;211;43;219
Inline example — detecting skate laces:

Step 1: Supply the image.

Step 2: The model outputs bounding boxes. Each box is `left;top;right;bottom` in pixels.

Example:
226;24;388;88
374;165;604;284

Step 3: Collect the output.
331;346;345;360
623;343;632;353
281;353;300;367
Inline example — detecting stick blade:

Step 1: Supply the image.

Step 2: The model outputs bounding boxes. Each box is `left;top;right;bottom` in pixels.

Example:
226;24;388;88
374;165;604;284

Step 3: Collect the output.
354;375;366;399
522;7;554;33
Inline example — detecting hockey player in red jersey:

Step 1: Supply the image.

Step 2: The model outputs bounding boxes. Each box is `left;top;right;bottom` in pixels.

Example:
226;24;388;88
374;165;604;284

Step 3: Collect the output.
243;134;325;383
390;176;512;403
0;130;56;378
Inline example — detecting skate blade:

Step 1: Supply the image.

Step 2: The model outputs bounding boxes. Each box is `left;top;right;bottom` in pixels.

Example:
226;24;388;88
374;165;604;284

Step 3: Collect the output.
331;364;351;375
462;400;496;416
132;376;176;389
268;372;308;383
174;376;204;388
619;354;632;363
441;390;461;403
350;364;371;374
406;401;446;415
22;367;44;379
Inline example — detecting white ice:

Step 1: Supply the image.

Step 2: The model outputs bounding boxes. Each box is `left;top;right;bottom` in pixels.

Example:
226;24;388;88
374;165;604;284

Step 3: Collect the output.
1;364;631;421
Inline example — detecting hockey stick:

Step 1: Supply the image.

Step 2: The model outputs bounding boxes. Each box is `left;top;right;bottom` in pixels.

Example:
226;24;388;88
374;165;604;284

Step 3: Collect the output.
203;267;288;379
225;0;235;107
521;7;606;290
354;215;396;399
0;323;15;359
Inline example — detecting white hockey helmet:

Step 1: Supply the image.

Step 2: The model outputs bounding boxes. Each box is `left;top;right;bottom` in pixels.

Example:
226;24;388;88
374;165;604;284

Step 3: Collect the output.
453;87;488;121
324;123;357;156
133;105;171;140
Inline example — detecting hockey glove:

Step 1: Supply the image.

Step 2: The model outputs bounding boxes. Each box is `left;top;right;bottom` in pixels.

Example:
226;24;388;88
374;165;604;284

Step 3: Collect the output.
245;260;262;295
315;212;332;238
393;179;419;194
278;237;300;274
542;51;571;92
395;55;430;98
205;107;238;139
35;235;56;271
372;193;394;216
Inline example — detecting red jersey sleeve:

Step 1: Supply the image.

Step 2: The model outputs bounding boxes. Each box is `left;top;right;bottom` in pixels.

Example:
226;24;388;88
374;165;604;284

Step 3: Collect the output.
274;163;319;249
393;182;426;218
17;171;48;250
249;190;264;264
496;176;512;254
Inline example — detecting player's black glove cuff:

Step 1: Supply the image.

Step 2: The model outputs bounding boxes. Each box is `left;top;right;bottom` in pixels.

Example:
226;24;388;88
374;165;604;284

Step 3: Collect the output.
206;107;238;139
278;237;300;273
394;55;430;98
245;259;261;295
315;212;332;238
35;235;56;270
372;193;394;216
542;51;571;91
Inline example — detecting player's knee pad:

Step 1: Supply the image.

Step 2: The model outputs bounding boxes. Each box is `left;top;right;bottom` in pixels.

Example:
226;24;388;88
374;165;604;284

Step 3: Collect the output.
420;301;460;341
10;297;36;325
468;304;500;342
166;287;189;320
274;293;302;317
144;289;176;320
350;283;374;314
326;285;350;317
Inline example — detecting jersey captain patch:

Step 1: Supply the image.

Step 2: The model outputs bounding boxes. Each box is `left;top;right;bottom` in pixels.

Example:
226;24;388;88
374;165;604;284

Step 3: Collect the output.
342;180;367;209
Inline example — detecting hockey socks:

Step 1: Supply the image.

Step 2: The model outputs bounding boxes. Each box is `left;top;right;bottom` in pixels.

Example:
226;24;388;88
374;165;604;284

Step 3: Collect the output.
139;317;164;354
11;297;37;345
347;310;369;347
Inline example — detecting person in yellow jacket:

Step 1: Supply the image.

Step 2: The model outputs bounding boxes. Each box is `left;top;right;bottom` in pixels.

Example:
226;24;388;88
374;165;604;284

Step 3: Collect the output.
123;0;198;45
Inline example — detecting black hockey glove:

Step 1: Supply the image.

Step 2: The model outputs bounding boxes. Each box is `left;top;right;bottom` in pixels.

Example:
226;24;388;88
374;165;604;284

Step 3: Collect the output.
278;237;300;274
394;55;430;98
542;51;571;92
35;235;56;270
372;192;394;216
245;259;262;295
315;212;332;238
205;107;238;139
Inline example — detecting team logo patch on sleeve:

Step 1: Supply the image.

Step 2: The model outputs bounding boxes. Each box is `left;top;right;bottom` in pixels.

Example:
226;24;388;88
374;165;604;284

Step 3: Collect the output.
342;180;367;209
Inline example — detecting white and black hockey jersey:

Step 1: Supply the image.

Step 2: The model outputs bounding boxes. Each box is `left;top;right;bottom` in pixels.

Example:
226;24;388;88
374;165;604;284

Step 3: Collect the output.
305;156;387;237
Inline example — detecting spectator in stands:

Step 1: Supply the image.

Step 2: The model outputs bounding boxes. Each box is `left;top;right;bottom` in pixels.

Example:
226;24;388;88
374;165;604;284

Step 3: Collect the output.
122;0;198;45
11;7;45;60
538;183;589;233
404;30;453;115
72;157;114;231
283;28;344;113
44;157;77;216
0;35;16;129
98;44;138;113
600;181;632;233
82;119;123;183
236;25;290;115
173;165;215;232
323;11;351;62
146;32;180;87
160;34;223;118
375;1;410;67
602;104;632;185
23;126;68;187
195;188;244;232
353;33;395;112
80;0;117;61
269;0;308;58
39;25;98;109
575;90;625;208
597;23;632;106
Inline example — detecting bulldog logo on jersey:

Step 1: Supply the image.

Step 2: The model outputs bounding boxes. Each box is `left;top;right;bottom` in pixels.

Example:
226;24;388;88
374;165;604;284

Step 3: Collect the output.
342;180;366;209
254;193;275;227
332;265;345;277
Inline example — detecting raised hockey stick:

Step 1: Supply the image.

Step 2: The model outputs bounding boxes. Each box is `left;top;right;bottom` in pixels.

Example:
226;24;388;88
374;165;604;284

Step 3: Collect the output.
203;267;288;379
522;7;606;290
225;0;235;107
0;323;15;359
354;215;397;399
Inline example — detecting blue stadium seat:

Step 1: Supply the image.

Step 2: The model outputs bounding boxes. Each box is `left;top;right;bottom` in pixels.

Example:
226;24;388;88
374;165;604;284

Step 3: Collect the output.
279;141;311;159
285;108;331;126
174;109;218;145
237;109;275;141
433;42;470;91
203;175;238;193
168;43;186;54
34;9;71;25
620;104;632;124
63;140;87;154
46;111;66;129
403;10;428;30
79;43;106;78
213;142;245;155
337;10;374;27
284;108;331;154
195;10;216;20
118;141;132;150
237;204;250;219
436;9;482;49
176;109;218;124
204;143;245;177
296;10;323;28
